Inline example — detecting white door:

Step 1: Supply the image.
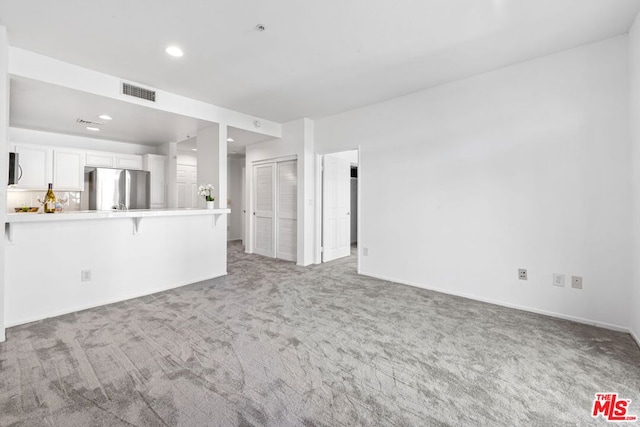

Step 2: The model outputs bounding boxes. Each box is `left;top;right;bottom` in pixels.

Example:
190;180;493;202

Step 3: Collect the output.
323;154;351;262
177;182;187;208
253;163;276;257
177;165;197;208
276;161;297;261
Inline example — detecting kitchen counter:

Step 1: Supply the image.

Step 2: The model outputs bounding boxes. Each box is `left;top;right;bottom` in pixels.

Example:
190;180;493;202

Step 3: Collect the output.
5;207;229;327
6;208;230;223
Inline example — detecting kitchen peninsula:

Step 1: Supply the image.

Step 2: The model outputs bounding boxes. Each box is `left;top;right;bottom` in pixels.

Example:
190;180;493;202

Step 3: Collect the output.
4;208;230;326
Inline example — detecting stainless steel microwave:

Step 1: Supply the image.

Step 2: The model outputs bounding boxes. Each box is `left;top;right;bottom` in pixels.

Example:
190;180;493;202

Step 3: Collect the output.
8;152;20;186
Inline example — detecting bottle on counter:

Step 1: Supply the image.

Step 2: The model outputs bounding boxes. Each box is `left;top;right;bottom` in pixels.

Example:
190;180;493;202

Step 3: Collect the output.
44;183;56;214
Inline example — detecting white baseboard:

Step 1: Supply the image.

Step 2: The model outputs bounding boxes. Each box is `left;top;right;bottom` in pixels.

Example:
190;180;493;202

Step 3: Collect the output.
362;271;630;333
631;329;640;350
0;329;5;343
6;272;227;328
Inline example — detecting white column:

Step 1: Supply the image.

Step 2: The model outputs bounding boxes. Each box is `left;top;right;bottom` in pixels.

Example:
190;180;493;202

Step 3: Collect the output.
196;124;227;209
0;26;9;342
218;125;228;208
299;118;316;266
196;125;219;208
158;141;178;208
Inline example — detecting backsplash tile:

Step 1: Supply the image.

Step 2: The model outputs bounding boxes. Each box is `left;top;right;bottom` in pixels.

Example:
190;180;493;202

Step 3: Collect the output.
8;190;81;213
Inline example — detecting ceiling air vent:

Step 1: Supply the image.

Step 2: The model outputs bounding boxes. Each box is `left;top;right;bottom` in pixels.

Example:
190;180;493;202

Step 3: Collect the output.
76;118;102;126
122;82;156;102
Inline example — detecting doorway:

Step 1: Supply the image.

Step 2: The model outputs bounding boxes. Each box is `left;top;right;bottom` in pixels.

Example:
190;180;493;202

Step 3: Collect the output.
321;149;359;267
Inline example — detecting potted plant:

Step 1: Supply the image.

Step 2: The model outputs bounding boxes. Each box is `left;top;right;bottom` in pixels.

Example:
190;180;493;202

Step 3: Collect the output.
198;184;215;209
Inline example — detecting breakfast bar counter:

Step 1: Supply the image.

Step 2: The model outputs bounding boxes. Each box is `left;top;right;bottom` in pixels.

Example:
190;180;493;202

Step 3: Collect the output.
4;208;230;327
6;208;230;222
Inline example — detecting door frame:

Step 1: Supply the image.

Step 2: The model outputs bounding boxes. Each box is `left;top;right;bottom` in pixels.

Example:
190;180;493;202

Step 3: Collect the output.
315;147;361;273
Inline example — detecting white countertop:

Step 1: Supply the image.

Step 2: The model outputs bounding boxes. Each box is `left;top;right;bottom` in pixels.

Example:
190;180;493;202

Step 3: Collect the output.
6;208;231;223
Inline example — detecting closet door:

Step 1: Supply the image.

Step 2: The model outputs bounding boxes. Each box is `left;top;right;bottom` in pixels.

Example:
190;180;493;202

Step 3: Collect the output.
253;163;276;257
276;160;297;261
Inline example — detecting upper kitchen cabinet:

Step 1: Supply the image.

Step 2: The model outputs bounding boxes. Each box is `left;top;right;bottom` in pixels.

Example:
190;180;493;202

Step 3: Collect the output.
12;144;52;190
53;149;85;191
115;154;143;170
143;154;167;208
86;151;143;170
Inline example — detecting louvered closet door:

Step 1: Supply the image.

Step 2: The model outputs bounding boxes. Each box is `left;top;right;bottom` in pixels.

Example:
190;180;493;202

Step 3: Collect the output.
253;163;276;257
276;160;297;261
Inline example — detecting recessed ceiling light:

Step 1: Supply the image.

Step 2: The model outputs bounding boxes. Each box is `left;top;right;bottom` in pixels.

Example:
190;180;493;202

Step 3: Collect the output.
192;148;198;152
165;45;184;57
86;126;100;131
98;114;112;121
227;138;234;142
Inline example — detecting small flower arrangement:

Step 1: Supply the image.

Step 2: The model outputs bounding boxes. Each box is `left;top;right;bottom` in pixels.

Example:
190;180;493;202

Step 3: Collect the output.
198;184;215;202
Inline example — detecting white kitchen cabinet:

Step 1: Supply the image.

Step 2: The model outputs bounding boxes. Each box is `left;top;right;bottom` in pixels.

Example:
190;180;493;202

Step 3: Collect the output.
85;151;143;170
143;154;166;208
115;154;143;170
85;151;114;168
53;149;85;191
12;144;52;190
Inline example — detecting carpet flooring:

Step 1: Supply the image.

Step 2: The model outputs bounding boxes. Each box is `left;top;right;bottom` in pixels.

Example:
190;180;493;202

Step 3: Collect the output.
1;241;639;426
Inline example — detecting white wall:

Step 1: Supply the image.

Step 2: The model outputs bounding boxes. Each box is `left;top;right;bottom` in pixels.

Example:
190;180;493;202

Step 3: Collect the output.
0;26;9;342
629;14;640;345
9;127;159;154
177;153;197;166
5;215;227;326
227;157;243;240
330;149;359;165
315;36;632;330
245;118;315;266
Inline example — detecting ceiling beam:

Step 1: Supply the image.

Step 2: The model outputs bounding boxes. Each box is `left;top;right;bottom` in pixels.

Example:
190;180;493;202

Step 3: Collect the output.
8;47;281;138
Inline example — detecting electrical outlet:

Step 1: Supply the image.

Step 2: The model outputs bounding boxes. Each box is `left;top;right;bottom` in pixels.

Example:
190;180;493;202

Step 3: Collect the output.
81;270;92;282
553;273;565;287
572;276;583;289
362;247;368;256
518;269;527;280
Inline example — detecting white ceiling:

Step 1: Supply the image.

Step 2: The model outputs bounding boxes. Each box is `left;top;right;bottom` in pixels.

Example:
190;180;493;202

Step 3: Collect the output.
10;77;212;145
1;1;639;123
177;127;273;157
10;77;273;149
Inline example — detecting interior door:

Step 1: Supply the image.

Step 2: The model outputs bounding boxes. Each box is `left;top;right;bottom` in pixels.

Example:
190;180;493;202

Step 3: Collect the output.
253;163;276;257
276;160;297;261
323;154;351;262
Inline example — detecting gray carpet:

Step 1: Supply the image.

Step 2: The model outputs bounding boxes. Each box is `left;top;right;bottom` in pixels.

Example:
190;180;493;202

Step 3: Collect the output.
0;242;639;426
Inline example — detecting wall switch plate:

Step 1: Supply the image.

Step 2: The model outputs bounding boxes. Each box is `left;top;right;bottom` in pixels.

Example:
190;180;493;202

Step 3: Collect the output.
362;247;369;256
553;273;565;287
572;276;583;289
81;270;92;282
518;269;527;280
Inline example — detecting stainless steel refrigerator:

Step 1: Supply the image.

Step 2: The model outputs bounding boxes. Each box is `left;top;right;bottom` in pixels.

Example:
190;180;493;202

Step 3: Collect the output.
82;167;150;210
